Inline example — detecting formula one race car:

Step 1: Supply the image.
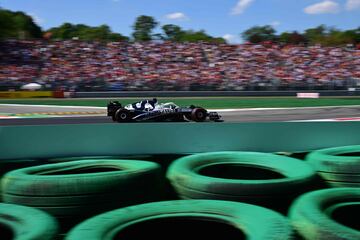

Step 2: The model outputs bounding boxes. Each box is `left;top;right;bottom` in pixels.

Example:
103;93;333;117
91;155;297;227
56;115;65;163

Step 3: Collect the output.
107;98;222;122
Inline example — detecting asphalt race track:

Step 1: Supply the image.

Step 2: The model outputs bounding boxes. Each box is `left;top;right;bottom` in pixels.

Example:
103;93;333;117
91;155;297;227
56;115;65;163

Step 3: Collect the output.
1;105;360;125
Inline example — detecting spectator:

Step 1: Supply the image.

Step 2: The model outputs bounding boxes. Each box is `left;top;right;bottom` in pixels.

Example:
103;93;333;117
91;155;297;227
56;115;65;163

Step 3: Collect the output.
0;39;359;91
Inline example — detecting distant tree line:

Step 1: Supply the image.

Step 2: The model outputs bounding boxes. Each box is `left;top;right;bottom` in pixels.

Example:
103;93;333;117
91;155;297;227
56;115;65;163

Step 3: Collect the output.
1;8;359;45
47;23;129;41
242;25;360;46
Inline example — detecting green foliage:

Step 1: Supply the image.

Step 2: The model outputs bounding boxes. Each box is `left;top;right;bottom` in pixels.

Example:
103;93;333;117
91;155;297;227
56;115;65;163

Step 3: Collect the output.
179;30;225;43
279;31;307;45
302;25;360;46
304;25;329;45
0;7;358;46
0;9;42;39
242;25;277;43
243;24;360;46
161;24;225;43
132;15;158;41
162;24;183;41
47;23;128;41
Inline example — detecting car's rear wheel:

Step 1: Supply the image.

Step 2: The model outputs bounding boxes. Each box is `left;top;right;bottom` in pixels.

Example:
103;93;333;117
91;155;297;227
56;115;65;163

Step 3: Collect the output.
115;109;132;122
191;108;207;122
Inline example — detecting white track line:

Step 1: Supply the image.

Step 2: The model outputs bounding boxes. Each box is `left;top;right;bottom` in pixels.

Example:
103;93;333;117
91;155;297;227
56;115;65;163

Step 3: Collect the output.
212;105;360;112
289;117;360;122
0;116;19;119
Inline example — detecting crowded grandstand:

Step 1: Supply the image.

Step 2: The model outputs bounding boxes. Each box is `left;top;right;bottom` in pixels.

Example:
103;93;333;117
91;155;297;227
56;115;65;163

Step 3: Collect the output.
1;6;360;92
1;40;359;91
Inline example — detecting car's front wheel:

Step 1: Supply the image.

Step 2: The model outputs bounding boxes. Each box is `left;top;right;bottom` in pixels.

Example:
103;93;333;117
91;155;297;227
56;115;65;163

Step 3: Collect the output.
115;109;132;122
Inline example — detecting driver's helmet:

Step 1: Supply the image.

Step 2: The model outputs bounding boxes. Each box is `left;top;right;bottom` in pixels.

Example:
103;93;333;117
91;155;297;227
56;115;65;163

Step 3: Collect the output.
144;101;154;111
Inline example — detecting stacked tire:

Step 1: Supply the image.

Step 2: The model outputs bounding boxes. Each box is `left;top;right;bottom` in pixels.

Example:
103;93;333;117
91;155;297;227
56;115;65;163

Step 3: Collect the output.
0;203;58;240
1;159;163;230
289;188;360;240
0;159;43;202
66;200;295;240
306;145;360;188
166;151;318;213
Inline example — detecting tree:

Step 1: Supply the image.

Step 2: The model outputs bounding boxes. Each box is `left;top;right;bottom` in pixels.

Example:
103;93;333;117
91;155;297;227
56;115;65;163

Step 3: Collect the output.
162;24;183;41
304;25;327;45
13;11;42;38
48;23;74;39
0;10;14;38
132;15;158;41
343;27;360;44
0;9;42;39
324;28;360;45
242;25;277;43
303;25;360;46
161;24;225;43
279;31;307;45
180;30;225;43
47;23;128;41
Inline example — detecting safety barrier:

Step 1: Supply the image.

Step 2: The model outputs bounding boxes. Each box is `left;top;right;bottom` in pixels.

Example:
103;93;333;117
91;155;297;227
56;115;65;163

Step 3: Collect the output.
75;90;360;98
0;91;53;98
1;90;359;99
0;122;359;160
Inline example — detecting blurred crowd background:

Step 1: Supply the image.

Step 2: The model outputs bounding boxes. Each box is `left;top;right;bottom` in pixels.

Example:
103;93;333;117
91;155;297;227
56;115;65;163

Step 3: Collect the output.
0;9;359;92
1;40;359;91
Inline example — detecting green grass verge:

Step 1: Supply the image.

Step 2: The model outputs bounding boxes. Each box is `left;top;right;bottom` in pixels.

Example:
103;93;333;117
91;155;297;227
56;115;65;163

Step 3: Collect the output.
0;97;360;109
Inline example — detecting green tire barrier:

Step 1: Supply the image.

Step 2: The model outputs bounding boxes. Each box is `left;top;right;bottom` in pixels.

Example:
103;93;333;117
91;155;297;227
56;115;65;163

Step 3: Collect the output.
306;145;360;187
0;203;59;240
45;155;143;163
66;200;294;240
289;188;360;240
0;159;43;202
45;154;187;201
166;151;317;211
1;159;163;220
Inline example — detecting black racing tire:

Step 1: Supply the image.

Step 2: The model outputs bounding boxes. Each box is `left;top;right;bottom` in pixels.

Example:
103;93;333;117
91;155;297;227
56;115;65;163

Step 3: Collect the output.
0;203;58;240
289;188;360;240
191;108;207;122
115;109;132;122
306;145;360;173
167;151;317;197
66;200;294;240
2;159;161;196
